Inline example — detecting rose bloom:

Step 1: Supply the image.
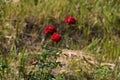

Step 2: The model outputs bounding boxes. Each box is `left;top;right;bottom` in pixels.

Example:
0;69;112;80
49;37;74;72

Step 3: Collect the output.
65;16;76;24
44;25;56;35
51;33;61;43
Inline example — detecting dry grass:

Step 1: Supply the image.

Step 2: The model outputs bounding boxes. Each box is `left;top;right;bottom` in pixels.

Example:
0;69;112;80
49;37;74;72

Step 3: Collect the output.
0;0;120;79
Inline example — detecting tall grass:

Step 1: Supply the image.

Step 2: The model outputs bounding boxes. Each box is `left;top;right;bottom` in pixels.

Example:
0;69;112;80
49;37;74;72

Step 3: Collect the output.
0;0;119;59
0;0;120;79
0;0;119;60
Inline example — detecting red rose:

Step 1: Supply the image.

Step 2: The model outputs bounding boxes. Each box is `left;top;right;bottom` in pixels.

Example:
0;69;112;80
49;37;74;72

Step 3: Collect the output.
44;25;56;35
65;16;76;24
51;33;61;43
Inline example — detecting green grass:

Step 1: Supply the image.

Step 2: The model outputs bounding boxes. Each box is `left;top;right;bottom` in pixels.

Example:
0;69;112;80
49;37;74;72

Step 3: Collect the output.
0;0;120;79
